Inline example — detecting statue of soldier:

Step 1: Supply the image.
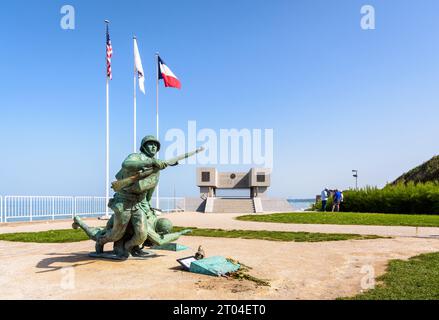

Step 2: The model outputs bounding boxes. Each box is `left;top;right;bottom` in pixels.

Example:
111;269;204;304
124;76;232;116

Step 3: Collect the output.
74;214;189;258
73;135;191;259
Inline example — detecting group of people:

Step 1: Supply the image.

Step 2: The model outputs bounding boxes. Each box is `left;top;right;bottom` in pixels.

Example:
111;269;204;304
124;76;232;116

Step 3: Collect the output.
320;188;344;212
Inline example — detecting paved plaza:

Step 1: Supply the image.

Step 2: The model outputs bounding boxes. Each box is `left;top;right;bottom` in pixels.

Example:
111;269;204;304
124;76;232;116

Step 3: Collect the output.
1;213;439;300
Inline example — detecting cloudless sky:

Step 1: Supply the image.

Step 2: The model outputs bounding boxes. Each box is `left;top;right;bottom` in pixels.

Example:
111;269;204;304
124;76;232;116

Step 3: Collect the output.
1;0;438;198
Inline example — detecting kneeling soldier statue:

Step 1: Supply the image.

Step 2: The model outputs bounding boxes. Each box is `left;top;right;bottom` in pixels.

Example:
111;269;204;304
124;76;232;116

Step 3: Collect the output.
73;135;203;260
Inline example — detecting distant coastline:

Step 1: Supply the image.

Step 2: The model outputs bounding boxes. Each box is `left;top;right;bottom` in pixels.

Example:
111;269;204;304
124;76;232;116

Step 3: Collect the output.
287;199;315;211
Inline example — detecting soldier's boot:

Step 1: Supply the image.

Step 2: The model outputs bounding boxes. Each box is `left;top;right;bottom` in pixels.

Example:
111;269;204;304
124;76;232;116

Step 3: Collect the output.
96;227;129;258
94;229;109;254
130;246;150;257
124;233;148;255
72;216;102;241
113;240;130;259
124;226;148;255
124;209;148;254
95;241;104;254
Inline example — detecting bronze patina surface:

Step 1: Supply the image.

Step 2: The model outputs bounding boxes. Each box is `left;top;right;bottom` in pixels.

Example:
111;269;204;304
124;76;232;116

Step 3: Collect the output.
73;135;201;260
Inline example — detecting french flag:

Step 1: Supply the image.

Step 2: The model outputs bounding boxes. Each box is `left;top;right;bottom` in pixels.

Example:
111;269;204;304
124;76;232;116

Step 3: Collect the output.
158;56;181;89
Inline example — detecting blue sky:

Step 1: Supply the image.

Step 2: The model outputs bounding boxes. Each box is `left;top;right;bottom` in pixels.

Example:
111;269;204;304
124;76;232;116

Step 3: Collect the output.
1;0;438;198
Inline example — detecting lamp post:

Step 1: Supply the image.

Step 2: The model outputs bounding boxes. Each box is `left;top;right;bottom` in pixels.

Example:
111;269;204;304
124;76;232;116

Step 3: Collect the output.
352;170;358;190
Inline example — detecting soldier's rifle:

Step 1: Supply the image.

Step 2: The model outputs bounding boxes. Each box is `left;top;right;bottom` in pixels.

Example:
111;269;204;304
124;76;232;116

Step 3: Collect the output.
111;147;205;192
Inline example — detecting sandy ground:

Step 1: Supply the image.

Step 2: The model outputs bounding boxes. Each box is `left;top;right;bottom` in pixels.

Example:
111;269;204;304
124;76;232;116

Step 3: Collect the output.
1;236;439;300
1;213;439;300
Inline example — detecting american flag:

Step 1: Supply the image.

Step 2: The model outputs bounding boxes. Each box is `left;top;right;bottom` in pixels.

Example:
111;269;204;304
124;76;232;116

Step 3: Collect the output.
106;24;113;80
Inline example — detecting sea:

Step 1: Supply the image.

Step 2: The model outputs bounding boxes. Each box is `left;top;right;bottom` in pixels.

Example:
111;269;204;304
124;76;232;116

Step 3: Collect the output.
287;199;315;211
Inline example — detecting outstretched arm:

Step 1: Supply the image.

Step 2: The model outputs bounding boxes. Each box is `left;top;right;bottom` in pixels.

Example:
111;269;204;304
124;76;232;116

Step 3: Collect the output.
122;154;170;171
148;229;192;246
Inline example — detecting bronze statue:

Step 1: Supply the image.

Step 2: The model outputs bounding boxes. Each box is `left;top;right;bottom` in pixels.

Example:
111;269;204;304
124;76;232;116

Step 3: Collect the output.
73;135;203;260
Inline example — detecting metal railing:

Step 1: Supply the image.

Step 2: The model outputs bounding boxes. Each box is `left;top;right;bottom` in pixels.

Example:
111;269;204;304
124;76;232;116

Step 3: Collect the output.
0;195;185;223
152;197;186;213
4;196;74;222
74;197;108;217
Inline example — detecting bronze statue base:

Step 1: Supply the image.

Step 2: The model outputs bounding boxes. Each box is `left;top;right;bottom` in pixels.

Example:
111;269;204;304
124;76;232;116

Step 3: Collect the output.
89;250;158;261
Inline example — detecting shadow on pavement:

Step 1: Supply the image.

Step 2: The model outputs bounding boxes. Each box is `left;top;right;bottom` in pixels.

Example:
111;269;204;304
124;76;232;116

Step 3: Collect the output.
36;252;98;273
36;251;166;273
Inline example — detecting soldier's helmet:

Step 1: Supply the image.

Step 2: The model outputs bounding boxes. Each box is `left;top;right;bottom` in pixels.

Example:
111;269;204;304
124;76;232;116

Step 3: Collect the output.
140;135;161;153
154;218;173;235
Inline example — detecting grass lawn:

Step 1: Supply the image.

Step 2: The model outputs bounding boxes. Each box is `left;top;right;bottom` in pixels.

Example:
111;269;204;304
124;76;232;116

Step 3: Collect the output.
237;212;439;227
342;252;439;300
173;227;382;242
0;227;382;243
0;229;89;243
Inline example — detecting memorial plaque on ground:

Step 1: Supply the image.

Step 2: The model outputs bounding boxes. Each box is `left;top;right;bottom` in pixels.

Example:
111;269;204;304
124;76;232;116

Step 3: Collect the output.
177;256;197;271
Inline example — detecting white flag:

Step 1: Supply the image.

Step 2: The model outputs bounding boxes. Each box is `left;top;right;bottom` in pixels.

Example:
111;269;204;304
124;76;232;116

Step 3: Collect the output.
134;38;145;94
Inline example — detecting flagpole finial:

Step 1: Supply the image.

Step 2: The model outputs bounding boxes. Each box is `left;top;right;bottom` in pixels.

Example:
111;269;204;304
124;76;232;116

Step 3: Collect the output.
104;20;110;24
133;35;137;39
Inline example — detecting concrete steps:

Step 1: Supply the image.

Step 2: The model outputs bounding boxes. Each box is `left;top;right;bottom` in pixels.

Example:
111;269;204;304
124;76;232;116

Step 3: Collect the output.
212;198;255;213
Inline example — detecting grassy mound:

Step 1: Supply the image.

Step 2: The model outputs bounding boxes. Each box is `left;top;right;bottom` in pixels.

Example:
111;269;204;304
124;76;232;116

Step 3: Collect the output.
392;155;439;185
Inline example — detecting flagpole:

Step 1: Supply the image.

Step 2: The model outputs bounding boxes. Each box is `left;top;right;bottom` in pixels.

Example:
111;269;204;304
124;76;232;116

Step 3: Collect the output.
155;52;160;210
133;37;137;153
106;77;110;218
105;20;110;219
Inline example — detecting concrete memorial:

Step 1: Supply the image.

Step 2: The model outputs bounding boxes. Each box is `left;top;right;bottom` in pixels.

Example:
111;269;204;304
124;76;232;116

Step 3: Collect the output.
73;135;203;260
194;168;292;213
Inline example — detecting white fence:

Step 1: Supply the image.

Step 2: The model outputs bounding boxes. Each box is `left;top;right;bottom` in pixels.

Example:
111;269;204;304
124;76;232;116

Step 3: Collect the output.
0;196;185;223
74;197;108;217
151;197;186;213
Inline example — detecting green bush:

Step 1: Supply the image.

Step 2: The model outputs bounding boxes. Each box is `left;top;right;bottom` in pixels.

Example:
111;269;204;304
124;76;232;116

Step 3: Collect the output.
339;182;439;214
